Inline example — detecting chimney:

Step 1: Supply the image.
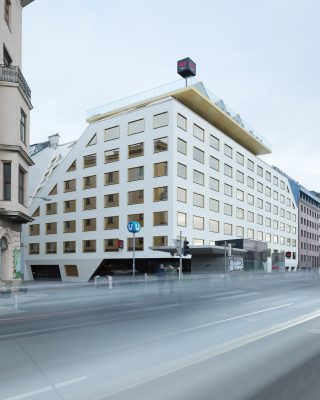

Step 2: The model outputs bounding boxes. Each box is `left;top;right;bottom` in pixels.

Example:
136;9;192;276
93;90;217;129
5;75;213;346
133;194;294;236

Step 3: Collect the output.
48;133;60;149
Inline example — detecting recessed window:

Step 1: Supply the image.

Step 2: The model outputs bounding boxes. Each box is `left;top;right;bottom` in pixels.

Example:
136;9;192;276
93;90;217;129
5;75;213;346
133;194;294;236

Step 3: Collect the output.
104;216;119;230
236;189;244;201
266;171;271;181
193;170;204;186
153;186;168;202
128;213;144;227
83;196;96;210
177;212;187;227
154;162;168;177
153;236;168;246
257;198;263;209
236;170;244;183
247;229;254;240
154;112;169;129
224;183;232;197
46;202;57;215
177;162;187;179
224;144;232;158
104;239;120;252
83;240;96;253
49;184;57;195
127;237;144;251
128;190;144;205
63;200;76;213
257;165;263;177
247;211;254;222
29;224;40;236
67;160;76;172
265;186;271;197
209;156;219;171
209;220;219;233
29;243;39;255
280;180;285;190
257;182;263;193
128;119;144;135
236;208;244;219
265;202;271;212
193;193;204;208
273;176;279;186
247;194;254;205
210;177;219;192
64;264;78;275
83;154;96;168
105;193;119;208
247;176;254;189
177;113;187;131
153;211;168;226
224;203;232;216
105;126;120;141
193;147;204;164
104;171;119;186
87;133;97;146
177;187;187;203
247;159;254;171
193;216;204;230
20;109;26;144
209;198;219;212
105;148;119;163
64;179;76;193
3;162;11;200
266;217;271;227
177;138;187;155
128;166;144;182
224;223;232;236
128;142;144;158
236;152;244;165
63;242;76;254
265;233;271;243
154;137;168;153
45;222;57;235
257;214;263;225
224;164;233;178
236;226;244;237
210;135;219;150
273;205;279;215
64;220;76;233
82;218;96;232
45;242;57;254
193;124;204;141
18;167;26;205
83;175;96;189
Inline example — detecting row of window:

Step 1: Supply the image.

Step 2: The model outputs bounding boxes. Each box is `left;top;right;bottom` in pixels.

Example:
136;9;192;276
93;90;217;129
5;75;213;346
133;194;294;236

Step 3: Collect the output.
300;230;319;241
300;217;319;230
300;204;320;219
300;242;320;252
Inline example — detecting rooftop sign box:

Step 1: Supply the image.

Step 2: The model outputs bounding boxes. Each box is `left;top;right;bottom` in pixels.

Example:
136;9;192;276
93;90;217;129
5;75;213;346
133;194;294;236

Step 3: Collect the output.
177;57;196;78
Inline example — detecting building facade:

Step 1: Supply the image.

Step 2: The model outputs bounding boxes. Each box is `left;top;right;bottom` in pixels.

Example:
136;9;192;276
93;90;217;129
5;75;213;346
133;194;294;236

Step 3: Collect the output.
23;80;298;281
0;0;34;280
274;168;320;270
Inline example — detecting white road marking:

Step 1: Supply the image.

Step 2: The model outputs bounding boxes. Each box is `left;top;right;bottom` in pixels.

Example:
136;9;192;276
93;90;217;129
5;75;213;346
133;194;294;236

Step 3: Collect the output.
3;376;88;400
55;375;87;388
214;292;259;301
197;290;244;299
3;386;52;400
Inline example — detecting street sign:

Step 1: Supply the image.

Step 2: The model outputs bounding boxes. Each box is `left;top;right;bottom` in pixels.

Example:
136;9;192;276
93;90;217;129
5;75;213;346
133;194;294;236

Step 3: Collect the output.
228;256;244;272
127;221;141;233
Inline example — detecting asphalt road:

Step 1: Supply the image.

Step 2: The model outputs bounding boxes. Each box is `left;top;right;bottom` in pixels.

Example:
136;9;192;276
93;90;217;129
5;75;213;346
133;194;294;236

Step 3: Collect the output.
1;272;320;400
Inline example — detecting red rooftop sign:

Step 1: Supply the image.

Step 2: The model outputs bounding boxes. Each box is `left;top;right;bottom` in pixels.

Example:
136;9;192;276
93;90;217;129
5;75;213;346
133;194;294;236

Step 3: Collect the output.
177;57;196;78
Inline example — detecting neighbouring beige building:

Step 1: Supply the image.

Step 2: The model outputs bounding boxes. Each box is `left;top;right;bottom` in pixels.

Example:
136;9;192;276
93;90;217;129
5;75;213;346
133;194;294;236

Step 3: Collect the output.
0;0;34;280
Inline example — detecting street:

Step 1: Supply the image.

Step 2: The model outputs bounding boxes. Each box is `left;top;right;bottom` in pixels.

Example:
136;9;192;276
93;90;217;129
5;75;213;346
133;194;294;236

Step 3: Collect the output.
1;272;320;400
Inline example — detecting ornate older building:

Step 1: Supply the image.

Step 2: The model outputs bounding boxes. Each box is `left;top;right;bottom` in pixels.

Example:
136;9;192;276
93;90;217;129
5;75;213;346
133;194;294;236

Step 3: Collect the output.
0;0;34;280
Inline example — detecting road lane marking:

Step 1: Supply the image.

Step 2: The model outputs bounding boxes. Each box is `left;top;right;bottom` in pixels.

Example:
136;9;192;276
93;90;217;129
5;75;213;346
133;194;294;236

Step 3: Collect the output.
214;292;259;301
93;307;320;400
3;376;88;400
197;290;244;299
3;386;52;400
55;375;87;388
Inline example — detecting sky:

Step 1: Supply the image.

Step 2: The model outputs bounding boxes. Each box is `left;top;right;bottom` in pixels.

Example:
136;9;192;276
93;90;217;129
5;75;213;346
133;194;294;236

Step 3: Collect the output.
22;0;320;189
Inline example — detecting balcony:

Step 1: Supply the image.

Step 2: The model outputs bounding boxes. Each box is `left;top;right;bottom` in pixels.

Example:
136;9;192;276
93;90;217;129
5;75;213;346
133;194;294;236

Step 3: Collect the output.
0;64;31;100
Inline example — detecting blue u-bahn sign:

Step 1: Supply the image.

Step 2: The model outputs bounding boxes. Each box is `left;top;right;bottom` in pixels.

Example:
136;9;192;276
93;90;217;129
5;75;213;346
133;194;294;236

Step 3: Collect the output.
127;221;141;233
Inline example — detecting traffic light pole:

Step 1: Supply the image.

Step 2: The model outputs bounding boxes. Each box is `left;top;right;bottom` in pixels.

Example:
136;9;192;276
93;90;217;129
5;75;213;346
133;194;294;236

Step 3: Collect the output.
179;230;182;282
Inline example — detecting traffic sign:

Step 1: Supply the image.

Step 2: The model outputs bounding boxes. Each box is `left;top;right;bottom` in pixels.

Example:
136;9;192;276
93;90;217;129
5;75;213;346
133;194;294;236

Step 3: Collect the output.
127;221;141;233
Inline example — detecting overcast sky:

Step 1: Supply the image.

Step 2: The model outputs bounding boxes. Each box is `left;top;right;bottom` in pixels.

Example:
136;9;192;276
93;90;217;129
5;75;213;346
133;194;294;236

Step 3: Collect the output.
22;0;320;189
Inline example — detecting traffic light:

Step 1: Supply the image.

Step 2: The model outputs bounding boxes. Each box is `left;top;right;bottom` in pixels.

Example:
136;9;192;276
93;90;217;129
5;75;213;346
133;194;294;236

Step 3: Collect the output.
183;240;189;256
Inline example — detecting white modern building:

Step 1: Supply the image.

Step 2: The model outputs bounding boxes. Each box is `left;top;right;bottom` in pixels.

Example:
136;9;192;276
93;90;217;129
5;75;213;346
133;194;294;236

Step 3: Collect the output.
23;79;298;281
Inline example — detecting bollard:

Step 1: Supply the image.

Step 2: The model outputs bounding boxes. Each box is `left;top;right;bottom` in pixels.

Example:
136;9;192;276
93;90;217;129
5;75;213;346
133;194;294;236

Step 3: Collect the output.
14;294;18;311
108;275;112;290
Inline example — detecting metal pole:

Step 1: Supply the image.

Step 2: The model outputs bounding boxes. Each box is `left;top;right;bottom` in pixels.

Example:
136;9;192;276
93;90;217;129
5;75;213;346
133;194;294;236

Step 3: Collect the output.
133;232;135;279
224;241;227;281
179;230;182;282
